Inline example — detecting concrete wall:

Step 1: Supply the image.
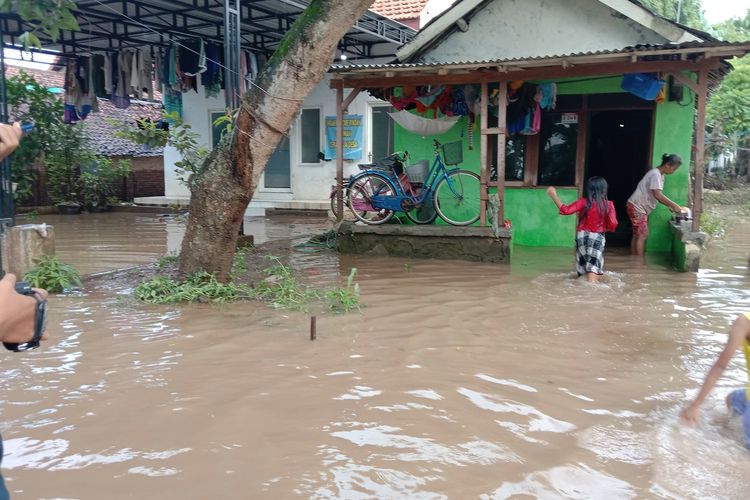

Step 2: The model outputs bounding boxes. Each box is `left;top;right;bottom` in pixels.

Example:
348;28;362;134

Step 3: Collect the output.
422;0;668;63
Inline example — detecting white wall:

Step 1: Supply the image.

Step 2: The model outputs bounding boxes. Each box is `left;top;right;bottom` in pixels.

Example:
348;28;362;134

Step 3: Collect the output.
421;0;668;63
164;82;226;199
164;76;389;208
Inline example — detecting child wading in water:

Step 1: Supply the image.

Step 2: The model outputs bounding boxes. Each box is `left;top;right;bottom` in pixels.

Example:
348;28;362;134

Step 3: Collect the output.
546;177;618;283
681;313;750;449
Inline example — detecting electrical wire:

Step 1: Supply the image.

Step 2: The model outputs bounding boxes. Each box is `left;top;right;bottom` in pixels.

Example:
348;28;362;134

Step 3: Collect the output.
90;0;304;102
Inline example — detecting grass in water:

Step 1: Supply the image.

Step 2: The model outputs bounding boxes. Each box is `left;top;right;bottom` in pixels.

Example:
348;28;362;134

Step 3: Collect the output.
135;271;252;304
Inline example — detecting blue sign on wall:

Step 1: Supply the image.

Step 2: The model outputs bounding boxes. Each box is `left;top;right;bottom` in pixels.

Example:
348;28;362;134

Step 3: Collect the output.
325;115;363;160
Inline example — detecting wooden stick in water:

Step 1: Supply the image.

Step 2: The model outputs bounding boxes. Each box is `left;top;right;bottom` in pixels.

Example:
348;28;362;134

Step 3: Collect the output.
310;316;317;341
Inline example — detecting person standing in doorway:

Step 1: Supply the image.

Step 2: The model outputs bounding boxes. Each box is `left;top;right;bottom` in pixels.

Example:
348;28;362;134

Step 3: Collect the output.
626;153;687;255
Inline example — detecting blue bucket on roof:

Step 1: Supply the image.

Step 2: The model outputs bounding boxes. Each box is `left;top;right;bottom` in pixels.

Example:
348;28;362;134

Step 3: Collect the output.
621;73;665;101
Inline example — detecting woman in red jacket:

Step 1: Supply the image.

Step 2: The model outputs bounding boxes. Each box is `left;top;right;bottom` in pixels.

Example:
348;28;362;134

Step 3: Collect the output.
546;177;618;283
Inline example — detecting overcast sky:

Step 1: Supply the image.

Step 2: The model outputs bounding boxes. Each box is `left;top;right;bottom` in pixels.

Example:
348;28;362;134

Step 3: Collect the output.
703;0;750;24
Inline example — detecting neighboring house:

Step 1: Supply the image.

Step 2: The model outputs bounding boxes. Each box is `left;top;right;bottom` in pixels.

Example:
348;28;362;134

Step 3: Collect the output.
5;64;165;205
371;0;430;29
330;0;750;256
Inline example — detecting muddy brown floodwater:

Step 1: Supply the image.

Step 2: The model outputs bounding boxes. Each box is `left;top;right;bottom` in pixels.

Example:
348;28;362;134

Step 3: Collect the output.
1;213;749;499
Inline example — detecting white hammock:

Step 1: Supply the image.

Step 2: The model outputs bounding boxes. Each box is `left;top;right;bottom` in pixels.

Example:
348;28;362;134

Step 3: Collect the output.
388;110;460;136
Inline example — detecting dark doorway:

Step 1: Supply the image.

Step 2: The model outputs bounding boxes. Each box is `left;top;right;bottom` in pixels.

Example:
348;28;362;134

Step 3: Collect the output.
586;109;652;245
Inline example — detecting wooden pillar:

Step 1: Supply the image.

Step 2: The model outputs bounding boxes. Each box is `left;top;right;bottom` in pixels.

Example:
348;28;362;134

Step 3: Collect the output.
496;81;508;226
335;86;344;222
692;69;708;232
479;82;489;226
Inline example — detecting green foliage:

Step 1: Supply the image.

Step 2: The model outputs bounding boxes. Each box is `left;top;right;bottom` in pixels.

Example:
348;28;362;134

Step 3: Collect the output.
326;268;361;313
44;123;92;205
157;252;180;268
712;9;750;42
639;0;707;30
6;70;65;202
80;157;130;208
708;57;750;137
114;111;208;188
135;272;252;304
0;0;80;49
699;211;727;239
230;247;249;279
23;255;82;293
251;257;319;311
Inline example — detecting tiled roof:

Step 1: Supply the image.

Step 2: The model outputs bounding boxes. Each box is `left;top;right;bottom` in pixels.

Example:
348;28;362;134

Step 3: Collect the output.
370;0;429;20
5;64;164;158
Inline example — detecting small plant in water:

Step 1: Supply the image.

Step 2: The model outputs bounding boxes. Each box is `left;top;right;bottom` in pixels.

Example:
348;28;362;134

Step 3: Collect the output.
157;252;180;268
700;211;727;239
326;268;361;313
24;255;82;293
135;271;252;304
251;256;319;311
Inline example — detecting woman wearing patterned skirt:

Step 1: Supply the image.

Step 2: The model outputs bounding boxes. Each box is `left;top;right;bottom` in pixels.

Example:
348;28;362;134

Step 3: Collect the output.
547;177;618;283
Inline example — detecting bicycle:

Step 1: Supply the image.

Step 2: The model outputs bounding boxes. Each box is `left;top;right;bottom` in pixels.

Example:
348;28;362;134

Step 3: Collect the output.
331;152;414;224
347;140;480;226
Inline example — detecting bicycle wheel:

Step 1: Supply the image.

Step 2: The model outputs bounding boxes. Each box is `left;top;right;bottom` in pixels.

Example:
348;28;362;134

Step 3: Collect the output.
349;173;395;225
330;185;358;222
433;169;481;226
405;187;438;225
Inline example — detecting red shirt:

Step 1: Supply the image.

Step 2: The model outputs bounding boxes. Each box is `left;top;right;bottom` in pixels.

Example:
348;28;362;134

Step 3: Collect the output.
559;198;618;233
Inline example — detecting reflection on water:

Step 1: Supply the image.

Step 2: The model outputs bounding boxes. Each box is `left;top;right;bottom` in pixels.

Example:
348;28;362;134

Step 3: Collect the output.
1;212;749;498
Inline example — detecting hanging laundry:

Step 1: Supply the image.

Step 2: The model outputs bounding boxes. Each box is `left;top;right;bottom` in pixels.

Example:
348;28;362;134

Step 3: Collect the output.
539;82;557;110
180;38;207;77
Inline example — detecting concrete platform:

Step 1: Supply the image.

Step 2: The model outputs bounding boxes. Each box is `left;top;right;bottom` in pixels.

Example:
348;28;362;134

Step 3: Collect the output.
337;222;512;263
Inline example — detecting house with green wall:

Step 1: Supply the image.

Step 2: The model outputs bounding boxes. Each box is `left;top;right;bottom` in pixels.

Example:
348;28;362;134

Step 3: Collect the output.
331;0;750;263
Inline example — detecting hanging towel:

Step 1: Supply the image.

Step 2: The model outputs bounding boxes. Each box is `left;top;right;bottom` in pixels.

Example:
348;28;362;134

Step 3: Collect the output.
388;110;460;136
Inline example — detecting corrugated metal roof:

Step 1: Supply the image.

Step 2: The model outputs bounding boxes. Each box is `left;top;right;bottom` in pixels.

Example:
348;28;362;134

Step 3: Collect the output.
331;41;750;73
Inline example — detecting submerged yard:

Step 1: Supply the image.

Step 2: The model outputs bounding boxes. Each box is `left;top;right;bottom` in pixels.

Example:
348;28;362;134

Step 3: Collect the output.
1;207;749;498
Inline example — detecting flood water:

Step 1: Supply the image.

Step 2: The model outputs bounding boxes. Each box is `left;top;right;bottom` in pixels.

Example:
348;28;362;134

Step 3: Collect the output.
2;212;749;499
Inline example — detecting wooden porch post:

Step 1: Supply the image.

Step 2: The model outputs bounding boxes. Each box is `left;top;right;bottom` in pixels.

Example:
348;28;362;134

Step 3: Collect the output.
335;86;344;222
692;69;709;232
496;81;507;226
480;82;489;225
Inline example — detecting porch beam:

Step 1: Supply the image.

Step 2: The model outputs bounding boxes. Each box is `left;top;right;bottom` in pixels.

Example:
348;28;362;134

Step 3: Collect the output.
667;70;700;94
332;58;721;89
479;81;488;226
496;81;508;227
342;87;362;112
336;87;344;222
692;68;709;232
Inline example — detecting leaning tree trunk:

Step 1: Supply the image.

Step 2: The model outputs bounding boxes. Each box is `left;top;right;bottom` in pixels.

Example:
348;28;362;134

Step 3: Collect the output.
179;0;375;280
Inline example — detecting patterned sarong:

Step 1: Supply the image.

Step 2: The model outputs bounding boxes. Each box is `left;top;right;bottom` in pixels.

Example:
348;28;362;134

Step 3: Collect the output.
575;231;605;276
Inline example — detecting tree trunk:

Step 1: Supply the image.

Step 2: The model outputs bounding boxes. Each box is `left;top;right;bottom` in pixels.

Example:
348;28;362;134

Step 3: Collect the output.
179;0;375;281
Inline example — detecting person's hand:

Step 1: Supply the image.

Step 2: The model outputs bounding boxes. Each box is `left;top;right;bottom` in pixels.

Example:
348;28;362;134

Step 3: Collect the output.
0;274;49;345
0;122;23;161
546;186;557;198
680;404;700;426
679;206;689;213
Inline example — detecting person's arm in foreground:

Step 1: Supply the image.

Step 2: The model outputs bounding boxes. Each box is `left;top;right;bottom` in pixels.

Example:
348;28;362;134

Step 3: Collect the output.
0;123;22;161
0;274;48;344
681;314;750;425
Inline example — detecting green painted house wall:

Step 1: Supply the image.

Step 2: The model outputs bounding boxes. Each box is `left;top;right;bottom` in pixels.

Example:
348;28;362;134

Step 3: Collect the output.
391;75;695;252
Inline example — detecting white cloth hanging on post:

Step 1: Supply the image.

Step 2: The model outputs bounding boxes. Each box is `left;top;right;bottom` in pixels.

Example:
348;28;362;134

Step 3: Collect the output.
388;110;460;136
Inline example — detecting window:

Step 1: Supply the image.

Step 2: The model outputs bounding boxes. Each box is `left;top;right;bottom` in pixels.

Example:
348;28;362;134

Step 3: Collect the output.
537;112;578;186
370;105;394;162
300;108;321;163
489;135;526;182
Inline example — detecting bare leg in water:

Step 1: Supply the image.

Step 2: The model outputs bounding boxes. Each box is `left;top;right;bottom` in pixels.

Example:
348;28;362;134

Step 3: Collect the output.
585;272;600;283
630;233;647;256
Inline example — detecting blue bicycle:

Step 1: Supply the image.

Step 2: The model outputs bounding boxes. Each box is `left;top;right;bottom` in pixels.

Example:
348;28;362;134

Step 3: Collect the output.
347;140;481;226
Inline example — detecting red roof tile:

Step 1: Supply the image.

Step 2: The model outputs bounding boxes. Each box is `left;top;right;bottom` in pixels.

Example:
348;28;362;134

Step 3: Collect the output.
371;0;429;20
